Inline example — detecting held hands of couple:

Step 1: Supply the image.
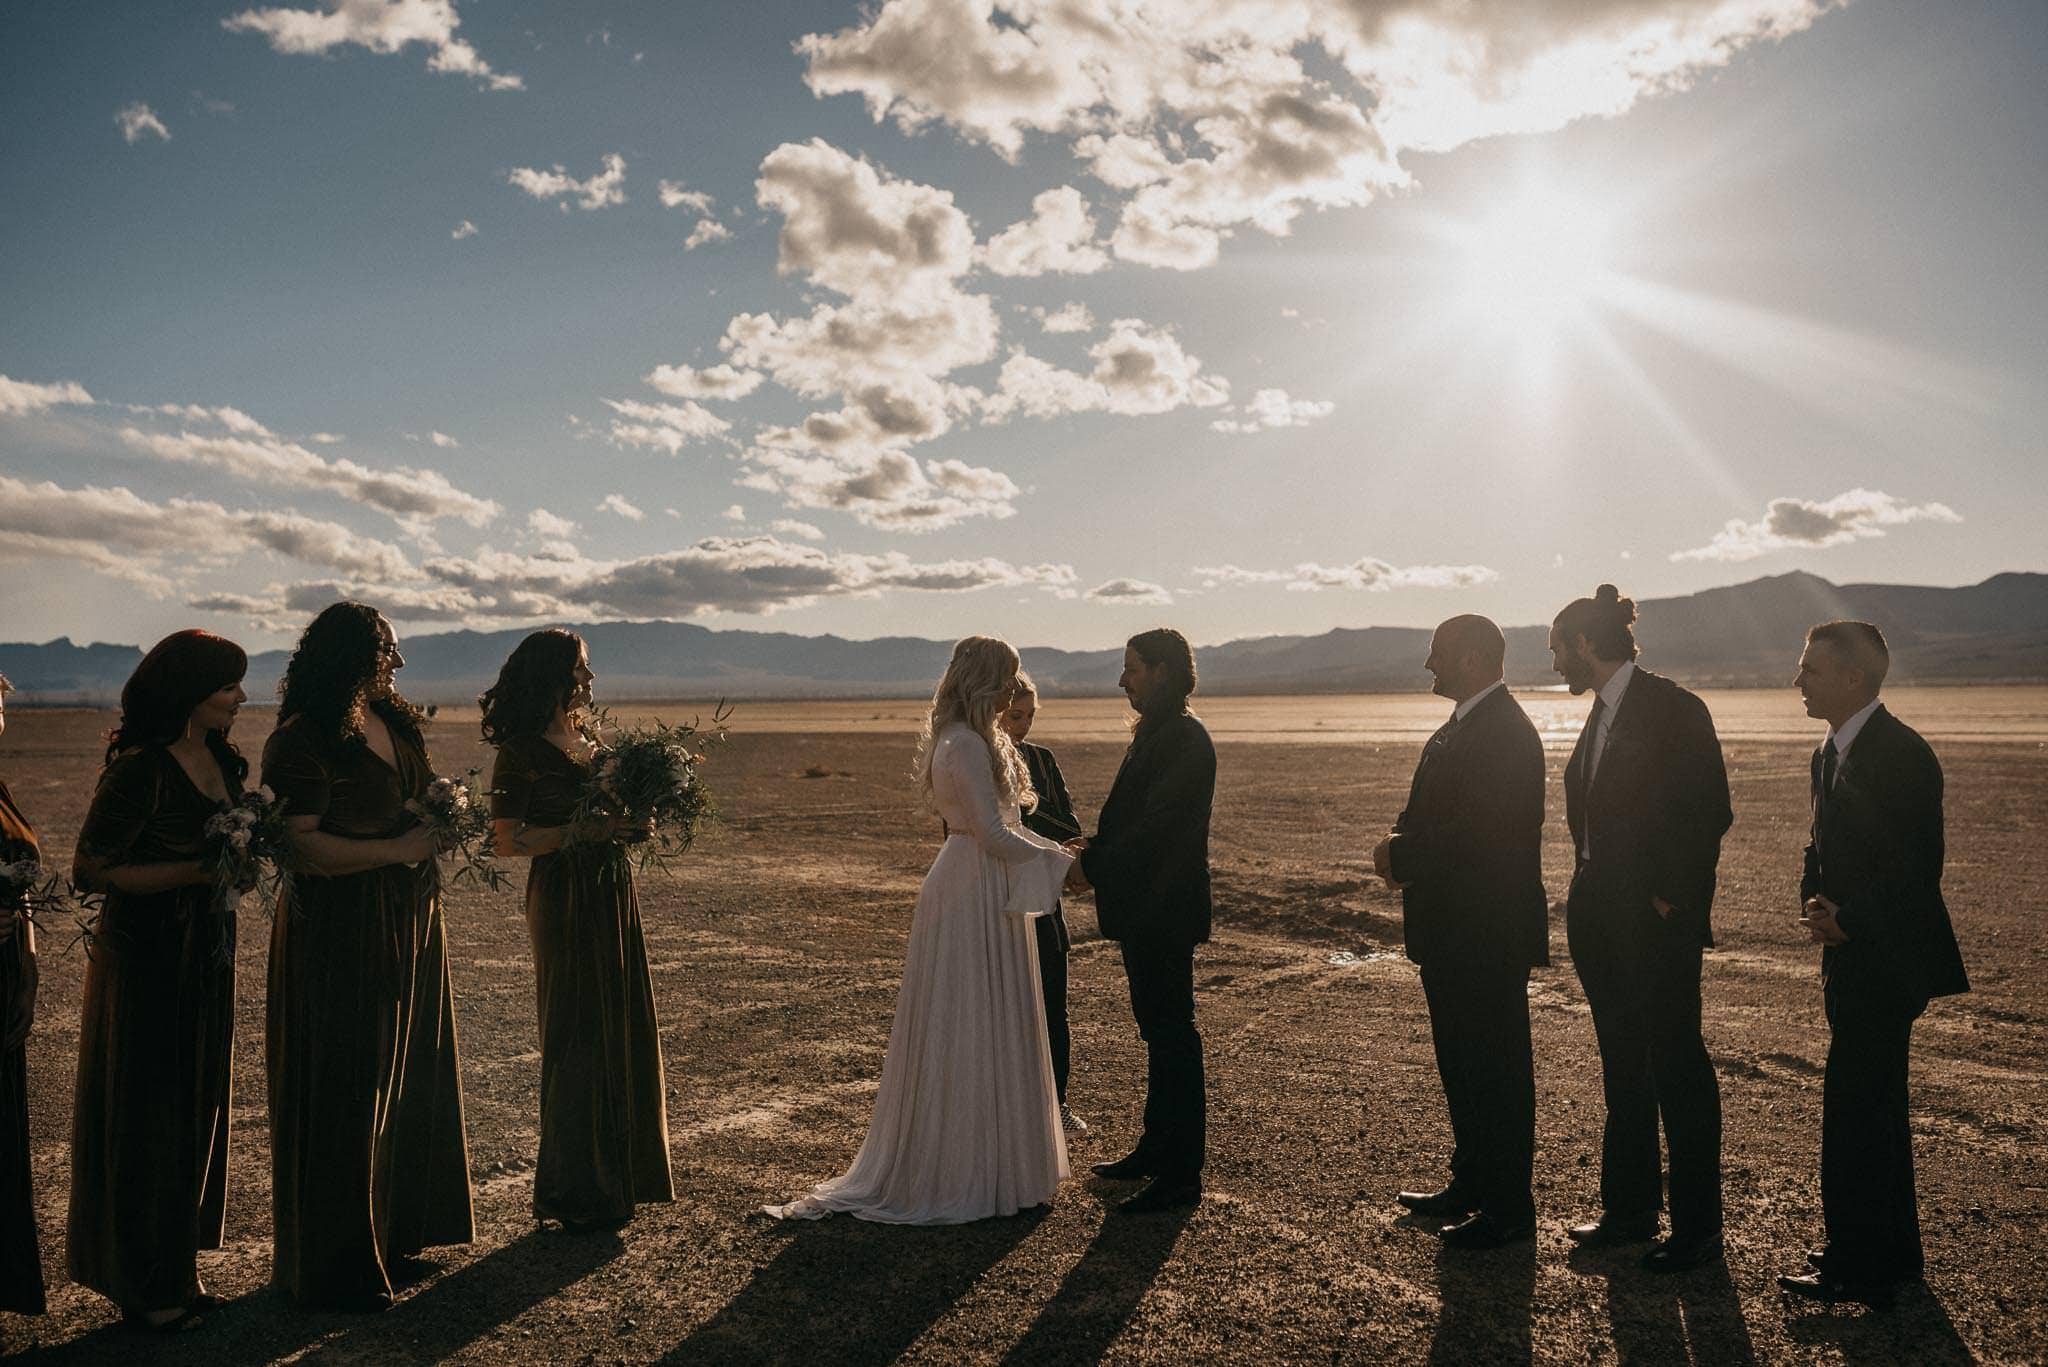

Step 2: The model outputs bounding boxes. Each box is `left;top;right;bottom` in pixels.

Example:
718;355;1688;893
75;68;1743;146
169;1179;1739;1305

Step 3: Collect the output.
1799;894;1849;945
1061;837;1091;892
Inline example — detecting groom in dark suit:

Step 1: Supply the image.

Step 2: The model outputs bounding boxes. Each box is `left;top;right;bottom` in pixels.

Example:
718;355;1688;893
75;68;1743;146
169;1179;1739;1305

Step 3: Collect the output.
1553;584;1733;1273
1778;621;1967;1308
1067;628;1215;1214
1372;615;1547;1249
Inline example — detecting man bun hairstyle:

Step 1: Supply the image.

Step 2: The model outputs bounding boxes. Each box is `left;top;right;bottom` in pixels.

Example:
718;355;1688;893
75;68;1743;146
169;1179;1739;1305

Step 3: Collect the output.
1807;619;1890;688
1554;583;1641;663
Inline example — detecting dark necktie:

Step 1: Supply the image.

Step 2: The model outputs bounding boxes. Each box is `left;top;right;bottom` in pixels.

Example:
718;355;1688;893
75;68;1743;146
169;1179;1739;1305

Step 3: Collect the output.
1578;695;1607;793
1819;736;1838;814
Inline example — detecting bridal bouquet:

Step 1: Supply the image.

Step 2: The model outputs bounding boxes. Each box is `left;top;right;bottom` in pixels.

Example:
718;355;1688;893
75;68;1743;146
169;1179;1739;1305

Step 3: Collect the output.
572;704;727;875
202;785;290;905
198;785;291;961
406;771;510;891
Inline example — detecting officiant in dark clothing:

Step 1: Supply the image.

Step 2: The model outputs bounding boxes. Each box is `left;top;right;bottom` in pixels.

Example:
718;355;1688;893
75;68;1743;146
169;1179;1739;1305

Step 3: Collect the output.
1553;585;1733;1274
1373;616;1547;1250
999;673;1088;1134
1070;628;1215;1215
1778;621;1967;1309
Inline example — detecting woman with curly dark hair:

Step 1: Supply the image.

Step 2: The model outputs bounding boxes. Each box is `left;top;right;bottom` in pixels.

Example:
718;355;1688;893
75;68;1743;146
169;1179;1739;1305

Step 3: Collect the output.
261;603;473;1312
483;630;672;1233
67;630;249;1332
1;674;49;1319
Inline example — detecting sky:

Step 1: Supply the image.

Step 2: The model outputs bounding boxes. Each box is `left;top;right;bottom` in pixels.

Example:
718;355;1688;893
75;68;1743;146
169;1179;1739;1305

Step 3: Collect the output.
3;0;2044;653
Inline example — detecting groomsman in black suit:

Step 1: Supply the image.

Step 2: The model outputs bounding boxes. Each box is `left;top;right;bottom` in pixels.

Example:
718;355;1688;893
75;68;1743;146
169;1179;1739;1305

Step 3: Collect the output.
1553;584;1733;1272
1067;628;1215;1214
1372;615;1548;1249
998;672;1088;1134
1778;621;1968;1308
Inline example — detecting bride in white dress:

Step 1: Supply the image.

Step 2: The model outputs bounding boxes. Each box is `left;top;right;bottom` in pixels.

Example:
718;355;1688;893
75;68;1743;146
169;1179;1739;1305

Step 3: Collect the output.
766;637;1075;1224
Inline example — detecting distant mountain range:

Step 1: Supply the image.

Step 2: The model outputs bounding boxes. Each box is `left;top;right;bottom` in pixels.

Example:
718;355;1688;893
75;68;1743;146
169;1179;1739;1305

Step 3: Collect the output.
5;571;2045;705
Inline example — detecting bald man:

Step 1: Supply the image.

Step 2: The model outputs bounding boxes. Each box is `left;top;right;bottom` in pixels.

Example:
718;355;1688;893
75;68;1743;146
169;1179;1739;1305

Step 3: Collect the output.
1372;615;1548;1249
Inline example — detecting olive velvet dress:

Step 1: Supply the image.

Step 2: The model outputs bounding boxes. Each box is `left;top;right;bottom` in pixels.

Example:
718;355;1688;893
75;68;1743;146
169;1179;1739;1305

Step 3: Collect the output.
67;747;238;1313
491;735;673;1227
262;714;474;1307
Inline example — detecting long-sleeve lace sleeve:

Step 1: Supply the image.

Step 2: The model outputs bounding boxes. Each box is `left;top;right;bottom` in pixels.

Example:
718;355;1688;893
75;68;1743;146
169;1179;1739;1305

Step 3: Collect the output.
940;732;1066;864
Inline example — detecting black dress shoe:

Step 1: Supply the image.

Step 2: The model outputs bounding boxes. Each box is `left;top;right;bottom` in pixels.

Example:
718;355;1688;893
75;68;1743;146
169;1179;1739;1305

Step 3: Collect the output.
1777;1271;1897;1310
1806;1246;1828;1271
1115;1178;1201;1214
1090;1152;1153;1181
1566;1213;1659;1247
1397;1186;1477;1219
1439;1213;1535;1250
1642;1231;1724;1273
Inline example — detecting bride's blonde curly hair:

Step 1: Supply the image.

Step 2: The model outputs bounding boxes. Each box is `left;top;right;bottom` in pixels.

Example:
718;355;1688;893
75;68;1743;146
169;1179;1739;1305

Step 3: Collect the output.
914;635;1037;812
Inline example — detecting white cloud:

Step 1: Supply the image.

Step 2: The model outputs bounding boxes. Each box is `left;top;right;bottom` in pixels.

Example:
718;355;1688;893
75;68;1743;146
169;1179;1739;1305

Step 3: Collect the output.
305;431;345;444
982;186;1109;277
451;219;478;239
797;0;1835;272
983;318;1229;421
1086;577;1173;606
644;363;764;401
408;534;1076;621
744;444;1020;533
1196;558;1498;592
118;420;499;526
771;518;825;541
601;397;733;454
721;504;746;522
429;430;459;448
1031;302;1095;334
0;474;414;584
526;508;578;537
223;0;523;91
508;153;626;210
0;374;94;415
114;102;170;144
1672;488;1963;563
685;218;731;250
1210;387;1335;434
599;493;646;521
657;180;714;212
756;138;976;300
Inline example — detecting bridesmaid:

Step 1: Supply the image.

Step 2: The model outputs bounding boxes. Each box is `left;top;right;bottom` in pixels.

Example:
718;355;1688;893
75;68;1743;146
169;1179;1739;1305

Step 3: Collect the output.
68;631;249;1333
263;602;473;1311
483;630;673;1234
1;673;47;1319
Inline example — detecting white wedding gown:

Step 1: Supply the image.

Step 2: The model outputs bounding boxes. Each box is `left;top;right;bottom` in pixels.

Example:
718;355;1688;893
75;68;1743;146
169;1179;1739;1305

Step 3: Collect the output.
766;723;1074;1224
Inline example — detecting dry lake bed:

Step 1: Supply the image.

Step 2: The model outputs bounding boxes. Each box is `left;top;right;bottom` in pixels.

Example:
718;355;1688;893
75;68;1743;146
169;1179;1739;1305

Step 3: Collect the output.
2;687;2044;1364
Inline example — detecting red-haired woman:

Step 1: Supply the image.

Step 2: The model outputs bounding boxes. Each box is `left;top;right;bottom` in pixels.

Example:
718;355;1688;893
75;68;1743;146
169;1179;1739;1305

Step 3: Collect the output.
68;631;250;1333
482;629;672;1234
262;603;473;1312
1;673;48;1318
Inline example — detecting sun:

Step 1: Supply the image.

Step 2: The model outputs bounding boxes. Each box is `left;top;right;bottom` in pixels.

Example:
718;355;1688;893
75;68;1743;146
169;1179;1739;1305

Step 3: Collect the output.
1459;185;1614;341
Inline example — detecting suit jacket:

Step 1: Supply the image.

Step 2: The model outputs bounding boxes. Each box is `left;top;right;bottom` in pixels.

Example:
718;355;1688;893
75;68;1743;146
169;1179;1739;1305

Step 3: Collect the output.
1563;667;1732;946
1019;742;1081;844
1081;711;1215;946
1387;685;1549;971
1803;705;1968;1006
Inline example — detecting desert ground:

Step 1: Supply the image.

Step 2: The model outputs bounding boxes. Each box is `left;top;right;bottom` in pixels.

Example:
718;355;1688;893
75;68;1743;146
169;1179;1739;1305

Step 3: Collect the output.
2;687;2044;1365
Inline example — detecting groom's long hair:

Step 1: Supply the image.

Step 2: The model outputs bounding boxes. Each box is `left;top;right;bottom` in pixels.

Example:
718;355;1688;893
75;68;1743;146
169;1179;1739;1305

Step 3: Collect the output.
914;636;1037;813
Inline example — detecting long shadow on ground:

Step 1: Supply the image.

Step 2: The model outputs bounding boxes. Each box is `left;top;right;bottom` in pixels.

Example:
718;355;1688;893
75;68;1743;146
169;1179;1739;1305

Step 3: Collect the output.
1428;1236;1537;1365
16;1229;622;1365
1568;1243;1759;1365
1783;1280;1973;1366
661;1208;1047;1365
1001;1202;1191;1365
